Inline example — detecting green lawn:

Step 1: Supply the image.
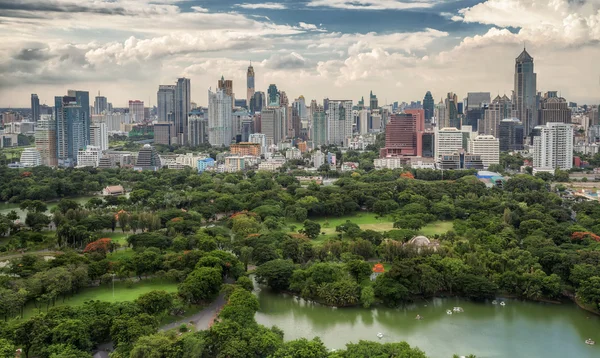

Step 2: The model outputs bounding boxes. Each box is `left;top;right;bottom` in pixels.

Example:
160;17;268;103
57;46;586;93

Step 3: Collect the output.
419;221;454;236
107;248;135;260
100;232;130;245
23;279;179;318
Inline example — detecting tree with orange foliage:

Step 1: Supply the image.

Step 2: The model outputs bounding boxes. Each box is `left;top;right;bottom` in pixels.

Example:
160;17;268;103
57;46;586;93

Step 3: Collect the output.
571;232;600;242
83;238;112;254
400;172;415;179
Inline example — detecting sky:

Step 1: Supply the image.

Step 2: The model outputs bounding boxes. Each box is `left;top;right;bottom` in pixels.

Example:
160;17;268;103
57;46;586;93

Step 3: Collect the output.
0;0;599;108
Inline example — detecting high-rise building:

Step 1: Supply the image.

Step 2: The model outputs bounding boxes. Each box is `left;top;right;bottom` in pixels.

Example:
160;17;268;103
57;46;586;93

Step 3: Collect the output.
188;111;208;147
435;127;463;159
55;95;86;167
465;92;490;131
468;135;499;167
327;100;353;146
218;76;233;98
208;89;233;147
154;122;176;145
175;77;191;144
250;91;265;114
533;122;573;170
94;93;108;115
423;91;434;122
434;99;446;128
31;94;40;122
20;148;41;167
157;85;176;123
422;132;435;157
135;144;162;171
514;48;537;135
483;95;515;137
129;100;145;122
76;146;102;168
67;90;90;145
90;122;108;151
369;91;378;110
260;106;284;146
267;84;279;106
538;91;571;125
247;63;255;107
249;133;267;154
231;142;261;156
310;101;327;148
36;115;57;166
499;118;524;152
291;106;301;139
445;92;459;129
380;113;421;157
357;109;368;135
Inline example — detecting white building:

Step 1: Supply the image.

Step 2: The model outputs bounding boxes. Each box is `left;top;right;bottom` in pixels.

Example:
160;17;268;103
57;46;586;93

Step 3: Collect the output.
20;148;41;167
76;146;102;168
258;157;287;171
374;157;404;170
533;122;573;170
312;150;325;168
435;127;464;158
468;135;500;168
261;106;285;146
327;100;353;146
224;156;245;172
35;115;57;166
90;122;108;151
249;133;267;155
208;89;233;147
285;147;302;160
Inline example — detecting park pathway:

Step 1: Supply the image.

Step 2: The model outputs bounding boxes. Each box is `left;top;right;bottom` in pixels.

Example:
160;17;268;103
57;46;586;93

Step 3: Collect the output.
161;292;227;331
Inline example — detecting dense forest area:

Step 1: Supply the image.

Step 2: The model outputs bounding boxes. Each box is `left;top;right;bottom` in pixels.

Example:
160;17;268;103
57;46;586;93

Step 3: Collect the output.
0;166;599;357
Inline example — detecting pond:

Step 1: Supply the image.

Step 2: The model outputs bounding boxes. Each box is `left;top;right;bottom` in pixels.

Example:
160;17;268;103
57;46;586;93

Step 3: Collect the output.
0;195;97;219
254;289;600;358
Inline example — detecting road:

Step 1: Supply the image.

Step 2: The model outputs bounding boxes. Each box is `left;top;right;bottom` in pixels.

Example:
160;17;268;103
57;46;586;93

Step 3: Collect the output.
161;292;227;331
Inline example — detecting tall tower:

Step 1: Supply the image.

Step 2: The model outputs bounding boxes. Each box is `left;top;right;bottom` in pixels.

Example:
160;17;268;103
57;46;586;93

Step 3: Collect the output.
247;63;255;109
423;91;434;122
157;85;175;123
31;94;40;122
94;91;108;115
267;84;279;106
514;47;537;135
67;90;90;145
218;76;233;97
175;77;191;145
208;88;233;147
55;95;86;167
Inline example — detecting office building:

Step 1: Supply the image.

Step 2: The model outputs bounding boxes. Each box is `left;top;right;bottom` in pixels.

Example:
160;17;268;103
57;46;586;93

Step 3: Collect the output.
465;92;490;131
129;100;145;122
55;95;87;167
197;157;216;172
439;153;484;170
35;115;57;166
76;146;102;168
312;149;325;168
423;91;434;122
90;122;108;151
225;156;245;172
369;91;378;110
231;142;261;156
67;90;90;145
267;84;279;106
188;112;208;147
499;118;524;151
327;100;353;146
175;77;191;144
380;113;421;157
514;48;537;135
94;93;108;115
208;89;233;147
468;135;500;167
31;94;40;122
241;116;254;142
157;85;175;123
422;132;435;157
483;95;515;137
135;144;161;171
533;122;573;170
154;122;176;145
261;106;284;146
249;133;267;154
250;91;265;114
20;148;41;167
218;76;233;97
435;127;463;159
445;92;460;129
232;109;252;140
434;99;446;128
247;63;255;108
538;92;571;125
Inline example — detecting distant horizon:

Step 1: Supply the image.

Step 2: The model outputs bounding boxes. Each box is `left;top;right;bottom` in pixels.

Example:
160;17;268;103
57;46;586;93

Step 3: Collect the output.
1;0;599;107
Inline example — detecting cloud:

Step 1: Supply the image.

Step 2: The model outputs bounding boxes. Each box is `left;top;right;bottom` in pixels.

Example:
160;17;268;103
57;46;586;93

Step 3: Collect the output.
235;3;287;10
307;0;434;10
298;22;318;30
263;52;310;69
190;6;208;12
0;0;127;15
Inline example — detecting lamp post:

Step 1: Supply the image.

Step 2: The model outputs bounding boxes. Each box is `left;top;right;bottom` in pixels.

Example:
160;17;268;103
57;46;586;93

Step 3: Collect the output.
111;273;116;299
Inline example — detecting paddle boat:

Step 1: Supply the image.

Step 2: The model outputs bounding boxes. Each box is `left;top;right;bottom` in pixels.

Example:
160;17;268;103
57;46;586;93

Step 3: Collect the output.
453;307;464;312
446;309;453;315
500;301;506;306
492;300;498;305
415;314;423;320
585;338;595;345
377;332;384;339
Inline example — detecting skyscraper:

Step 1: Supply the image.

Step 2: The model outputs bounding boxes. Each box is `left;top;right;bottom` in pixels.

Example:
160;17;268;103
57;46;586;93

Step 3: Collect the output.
533;122;573;170
94;93;108;115
247;63;255;107
36;115;57;166
218;76;233;97
468;135;500;167
514;47;537;135
90;122;108;151
55;95;86;167
434;99;446;128
380;113;421;157
369;91;378;110
267;84;279;106
67;90;90;145
208;88;233;147
327;100;353;146
157;85;175;122
250;91;265;114
310;101;327;148
260;106;284;146
465;92;490;131
483;95;515;137
423;91;434;122
128;100;144;122
175;78;191;144
538;91;571;125
445;92;459;129
188;111;208;147
31;94;39;122
499;118;524;151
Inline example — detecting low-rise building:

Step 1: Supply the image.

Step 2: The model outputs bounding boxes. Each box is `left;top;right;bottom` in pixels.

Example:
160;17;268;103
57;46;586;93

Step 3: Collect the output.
77;146;102;168
102;185;125;196
197;157;216;172
20;148;41;167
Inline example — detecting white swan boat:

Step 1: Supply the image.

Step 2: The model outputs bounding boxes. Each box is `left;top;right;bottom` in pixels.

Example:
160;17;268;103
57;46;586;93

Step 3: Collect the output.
377;332;384;339
500;301;506;306
453;307;464;312
585;338;595;345
446;309;453;315
492;300;498;305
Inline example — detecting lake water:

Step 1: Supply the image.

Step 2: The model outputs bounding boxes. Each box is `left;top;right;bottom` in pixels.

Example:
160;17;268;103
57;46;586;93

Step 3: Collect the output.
254;289;600;358
0;195;96;219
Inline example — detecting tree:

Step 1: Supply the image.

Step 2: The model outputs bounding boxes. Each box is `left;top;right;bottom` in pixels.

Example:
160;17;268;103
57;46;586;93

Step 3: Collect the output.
129;334;177;358
270;337;328;358
135;290;174;316
360;286;375;308
110;313;158;354
178;267;222;303
236;276;254;291
25;212;51;231
255;259;296;291
300;220;321;240
218;287;260;325
578;276;600;310
373;275;409;306
373;199;399;216
0;338;14;358
51;319;92;352
47;344;93;358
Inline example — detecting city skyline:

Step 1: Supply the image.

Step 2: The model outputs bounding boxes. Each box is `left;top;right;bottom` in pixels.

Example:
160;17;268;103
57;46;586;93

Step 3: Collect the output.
1;0;599;107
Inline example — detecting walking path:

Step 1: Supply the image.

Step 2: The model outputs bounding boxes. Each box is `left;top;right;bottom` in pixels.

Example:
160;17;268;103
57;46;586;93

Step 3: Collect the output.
161;292;226;331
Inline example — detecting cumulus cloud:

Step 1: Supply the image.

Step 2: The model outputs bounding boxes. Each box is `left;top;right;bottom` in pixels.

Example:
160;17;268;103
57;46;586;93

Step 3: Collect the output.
263;52;310;69
235;3;287;10
307;0;434;10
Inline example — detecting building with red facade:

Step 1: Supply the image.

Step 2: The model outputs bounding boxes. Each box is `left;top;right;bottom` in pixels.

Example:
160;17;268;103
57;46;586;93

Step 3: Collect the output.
379;113;422;157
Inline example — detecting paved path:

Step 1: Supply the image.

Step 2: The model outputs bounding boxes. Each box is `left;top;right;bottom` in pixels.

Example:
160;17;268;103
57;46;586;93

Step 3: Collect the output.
160;292;227;332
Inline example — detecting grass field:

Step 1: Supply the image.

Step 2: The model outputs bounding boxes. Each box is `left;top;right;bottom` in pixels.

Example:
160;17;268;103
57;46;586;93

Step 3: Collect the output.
100;232;130;245
107;248;135;260
23;279;179;318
